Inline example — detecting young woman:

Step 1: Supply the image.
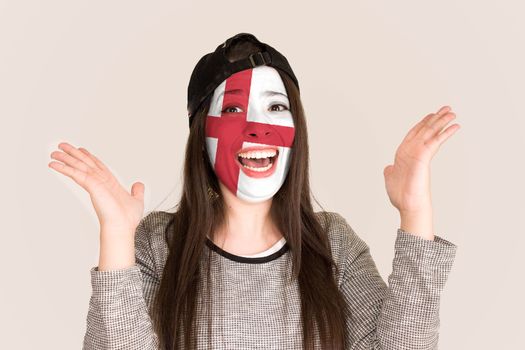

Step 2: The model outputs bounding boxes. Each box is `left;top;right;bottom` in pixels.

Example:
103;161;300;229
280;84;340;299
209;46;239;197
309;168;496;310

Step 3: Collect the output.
49;33;460;349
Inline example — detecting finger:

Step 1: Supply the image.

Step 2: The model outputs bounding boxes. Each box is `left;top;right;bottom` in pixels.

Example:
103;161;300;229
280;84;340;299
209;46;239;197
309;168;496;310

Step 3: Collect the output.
420;112;456;140
58;142;98;169
431;112;456;134
403;106;453;144
436;105;452;115
78;147;110;173
427;105;452;126
415;105;452;139
131;182;145;201
48;160;89;188
51;150;96;174
425;123;461;150
402;113;435;143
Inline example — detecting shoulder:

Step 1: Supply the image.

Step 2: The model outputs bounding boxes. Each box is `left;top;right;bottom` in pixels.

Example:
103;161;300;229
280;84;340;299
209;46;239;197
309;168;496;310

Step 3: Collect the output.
315;211;351;235
138;210;175;235
134;210;174;272
314;211;364;246
314;211;370;270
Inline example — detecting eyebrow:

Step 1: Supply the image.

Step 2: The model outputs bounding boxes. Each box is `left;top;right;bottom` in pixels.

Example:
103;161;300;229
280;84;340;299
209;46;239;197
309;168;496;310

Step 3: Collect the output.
263;91;288;99
215;89;288;104
215;89;244;104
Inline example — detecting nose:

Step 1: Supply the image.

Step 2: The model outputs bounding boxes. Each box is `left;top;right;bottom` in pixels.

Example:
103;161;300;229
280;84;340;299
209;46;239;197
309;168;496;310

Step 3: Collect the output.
248;131;271;137
244;123;272;139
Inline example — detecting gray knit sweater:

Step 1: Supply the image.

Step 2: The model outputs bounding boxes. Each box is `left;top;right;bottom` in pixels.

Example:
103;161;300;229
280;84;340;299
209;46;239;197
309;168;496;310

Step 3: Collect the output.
82;210;457;349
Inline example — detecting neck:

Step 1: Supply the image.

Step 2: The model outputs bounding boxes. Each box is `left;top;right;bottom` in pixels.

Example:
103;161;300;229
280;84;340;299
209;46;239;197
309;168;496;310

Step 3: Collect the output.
213;182;281;249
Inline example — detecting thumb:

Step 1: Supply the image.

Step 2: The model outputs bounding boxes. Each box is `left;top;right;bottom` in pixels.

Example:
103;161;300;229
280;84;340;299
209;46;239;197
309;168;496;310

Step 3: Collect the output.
131;182;145;201
383;165;393;177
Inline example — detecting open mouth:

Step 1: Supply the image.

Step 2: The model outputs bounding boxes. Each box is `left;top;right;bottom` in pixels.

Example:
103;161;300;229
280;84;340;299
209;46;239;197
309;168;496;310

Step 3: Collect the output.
236;147;279;177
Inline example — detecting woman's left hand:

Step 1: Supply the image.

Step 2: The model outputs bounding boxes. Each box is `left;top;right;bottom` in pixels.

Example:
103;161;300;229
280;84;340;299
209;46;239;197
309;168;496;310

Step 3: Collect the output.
383;105;460;215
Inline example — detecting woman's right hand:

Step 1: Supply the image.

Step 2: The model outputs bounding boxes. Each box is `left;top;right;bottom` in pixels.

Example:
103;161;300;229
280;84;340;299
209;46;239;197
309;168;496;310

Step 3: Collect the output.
48;142;145;237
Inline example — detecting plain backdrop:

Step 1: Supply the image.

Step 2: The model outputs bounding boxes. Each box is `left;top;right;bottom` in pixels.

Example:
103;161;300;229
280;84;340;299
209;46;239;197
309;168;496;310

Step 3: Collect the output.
2;0;524;349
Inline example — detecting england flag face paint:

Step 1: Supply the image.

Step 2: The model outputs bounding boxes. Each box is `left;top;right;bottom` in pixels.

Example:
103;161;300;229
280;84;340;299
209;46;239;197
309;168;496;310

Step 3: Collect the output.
204;66;295;203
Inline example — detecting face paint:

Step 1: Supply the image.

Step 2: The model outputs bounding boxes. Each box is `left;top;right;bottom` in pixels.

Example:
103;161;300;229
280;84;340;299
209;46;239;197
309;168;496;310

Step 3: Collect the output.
205;66;295;203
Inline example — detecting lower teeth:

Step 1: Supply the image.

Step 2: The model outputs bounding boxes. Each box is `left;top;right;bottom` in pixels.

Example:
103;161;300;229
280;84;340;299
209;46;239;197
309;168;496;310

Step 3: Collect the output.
242;162;273;172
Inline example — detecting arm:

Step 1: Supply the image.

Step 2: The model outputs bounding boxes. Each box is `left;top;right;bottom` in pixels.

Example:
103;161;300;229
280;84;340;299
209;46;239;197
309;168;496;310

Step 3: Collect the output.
339;218;457;349
82;215;160;350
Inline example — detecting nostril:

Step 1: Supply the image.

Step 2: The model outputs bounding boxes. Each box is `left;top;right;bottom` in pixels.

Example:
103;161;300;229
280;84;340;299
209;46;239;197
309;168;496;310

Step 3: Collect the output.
247;131;271;137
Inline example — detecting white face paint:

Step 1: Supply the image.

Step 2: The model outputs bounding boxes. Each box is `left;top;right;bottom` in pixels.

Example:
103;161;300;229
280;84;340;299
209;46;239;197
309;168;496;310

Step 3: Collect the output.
204;65;295;203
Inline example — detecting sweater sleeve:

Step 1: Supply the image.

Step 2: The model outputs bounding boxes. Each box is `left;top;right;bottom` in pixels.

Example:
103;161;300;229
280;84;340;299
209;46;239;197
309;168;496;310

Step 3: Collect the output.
82;215;160;350
338;217;457;350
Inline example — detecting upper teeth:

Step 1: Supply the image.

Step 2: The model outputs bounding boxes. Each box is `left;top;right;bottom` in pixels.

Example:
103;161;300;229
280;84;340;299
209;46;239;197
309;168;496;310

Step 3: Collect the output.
238;150;277;159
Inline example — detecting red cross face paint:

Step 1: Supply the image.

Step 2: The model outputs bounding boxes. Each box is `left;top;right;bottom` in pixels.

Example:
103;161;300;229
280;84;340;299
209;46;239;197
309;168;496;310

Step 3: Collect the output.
205;66;295;203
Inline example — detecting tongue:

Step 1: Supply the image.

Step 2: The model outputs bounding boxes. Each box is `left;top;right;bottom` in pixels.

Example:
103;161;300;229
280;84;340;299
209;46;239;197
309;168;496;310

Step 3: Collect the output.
241;157;270;168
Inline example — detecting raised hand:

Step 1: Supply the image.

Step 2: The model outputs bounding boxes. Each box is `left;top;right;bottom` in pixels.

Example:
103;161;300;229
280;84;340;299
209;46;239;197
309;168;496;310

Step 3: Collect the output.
48;142;145;236
383;106;460;240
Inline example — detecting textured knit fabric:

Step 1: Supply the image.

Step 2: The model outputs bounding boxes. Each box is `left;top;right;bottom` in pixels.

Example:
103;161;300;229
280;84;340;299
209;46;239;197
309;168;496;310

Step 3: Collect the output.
82;210;457;350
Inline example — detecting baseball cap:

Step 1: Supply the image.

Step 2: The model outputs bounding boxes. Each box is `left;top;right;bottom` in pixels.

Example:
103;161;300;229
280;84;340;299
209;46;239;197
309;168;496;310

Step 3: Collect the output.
186;32;300;128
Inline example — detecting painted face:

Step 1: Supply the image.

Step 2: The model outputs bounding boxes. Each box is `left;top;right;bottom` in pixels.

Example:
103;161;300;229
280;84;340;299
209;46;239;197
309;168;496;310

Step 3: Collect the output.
205;66;295;203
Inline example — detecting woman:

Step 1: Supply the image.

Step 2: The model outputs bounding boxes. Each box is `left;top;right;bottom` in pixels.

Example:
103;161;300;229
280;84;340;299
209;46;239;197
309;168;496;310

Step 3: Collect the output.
49;33;459;349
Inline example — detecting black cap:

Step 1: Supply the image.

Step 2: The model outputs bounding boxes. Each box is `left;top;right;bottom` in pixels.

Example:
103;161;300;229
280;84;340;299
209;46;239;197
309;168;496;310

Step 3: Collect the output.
186;32;300;128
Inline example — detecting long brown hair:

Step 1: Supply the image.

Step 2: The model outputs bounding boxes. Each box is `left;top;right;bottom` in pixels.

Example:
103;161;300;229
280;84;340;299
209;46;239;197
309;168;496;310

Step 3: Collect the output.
151;40;349;349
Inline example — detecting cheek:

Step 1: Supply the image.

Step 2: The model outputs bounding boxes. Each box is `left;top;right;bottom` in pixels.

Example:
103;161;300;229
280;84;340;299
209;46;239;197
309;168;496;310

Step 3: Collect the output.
285;116;295;128
204;137;217;166
269;111;294;127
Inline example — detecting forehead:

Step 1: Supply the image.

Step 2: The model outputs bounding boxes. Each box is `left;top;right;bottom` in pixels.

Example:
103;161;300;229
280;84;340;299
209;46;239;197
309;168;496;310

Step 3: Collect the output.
212;66;287;98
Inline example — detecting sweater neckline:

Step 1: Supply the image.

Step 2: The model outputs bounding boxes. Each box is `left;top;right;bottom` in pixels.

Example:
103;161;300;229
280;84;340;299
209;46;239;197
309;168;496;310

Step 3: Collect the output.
239;236;287;258
204;238;289;264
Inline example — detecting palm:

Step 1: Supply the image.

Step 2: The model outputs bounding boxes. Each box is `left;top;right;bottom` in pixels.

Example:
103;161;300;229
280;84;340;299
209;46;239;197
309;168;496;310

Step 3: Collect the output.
383;106;460;213
49;142;145;233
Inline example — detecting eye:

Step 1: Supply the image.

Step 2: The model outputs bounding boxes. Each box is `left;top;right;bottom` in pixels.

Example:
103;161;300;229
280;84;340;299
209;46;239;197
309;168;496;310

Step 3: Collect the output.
269;104;289;112
222;105;243;114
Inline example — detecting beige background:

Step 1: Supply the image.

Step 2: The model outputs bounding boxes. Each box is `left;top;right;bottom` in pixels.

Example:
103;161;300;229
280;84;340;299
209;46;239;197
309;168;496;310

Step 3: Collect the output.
2;0;524;348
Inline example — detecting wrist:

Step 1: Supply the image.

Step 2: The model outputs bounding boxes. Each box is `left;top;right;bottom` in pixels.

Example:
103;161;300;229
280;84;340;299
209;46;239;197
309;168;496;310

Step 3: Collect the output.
399;209;434;241
98;232;136;271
